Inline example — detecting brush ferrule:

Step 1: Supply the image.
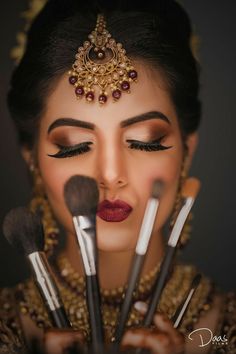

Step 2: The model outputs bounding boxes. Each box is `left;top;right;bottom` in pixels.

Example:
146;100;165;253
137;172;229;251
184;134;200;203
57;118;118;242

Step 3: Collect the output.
28;252;62;311
73;216;96;276
78;215;95;230
135;198;159;255
168;196;194;247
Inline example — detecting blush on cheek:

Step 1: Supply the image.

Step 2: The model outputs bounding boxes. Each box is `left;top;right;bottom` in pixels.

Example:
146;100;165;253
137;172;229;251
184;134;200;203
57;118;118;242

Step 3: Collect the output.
141;157;181;195
145;159;182;232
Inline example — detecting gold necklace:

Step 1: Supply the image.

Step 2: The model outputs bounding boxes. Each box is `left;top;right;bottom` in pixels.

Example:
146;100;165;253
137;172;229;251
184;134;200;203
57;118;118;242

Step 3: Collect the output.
17;259;214;342
56;254;161;305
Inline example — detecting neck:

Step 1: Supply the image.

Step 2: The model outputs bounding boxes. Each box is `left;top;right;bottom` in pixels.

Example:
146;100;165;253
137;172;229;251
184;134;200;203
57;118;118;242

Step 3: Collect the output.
60;229;165;290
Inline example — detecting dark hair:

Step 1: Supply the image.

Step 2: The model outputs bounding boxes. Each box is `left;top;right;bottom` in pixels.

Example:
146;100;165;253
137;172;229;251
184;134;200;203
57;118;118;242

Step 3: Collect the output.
7;0;201;148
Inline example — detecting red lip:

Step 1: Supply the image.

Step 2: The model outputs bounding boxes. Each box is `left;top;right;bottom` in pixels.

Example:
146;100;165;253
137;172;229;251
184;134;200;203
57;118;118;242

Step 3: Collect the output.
97;199;133;222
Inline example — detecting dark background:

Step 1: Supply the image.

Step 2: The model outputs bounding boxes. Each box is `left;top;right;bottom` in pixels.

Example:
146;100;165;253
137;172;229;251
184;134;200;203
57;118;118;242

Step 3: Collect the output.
0;1;235;290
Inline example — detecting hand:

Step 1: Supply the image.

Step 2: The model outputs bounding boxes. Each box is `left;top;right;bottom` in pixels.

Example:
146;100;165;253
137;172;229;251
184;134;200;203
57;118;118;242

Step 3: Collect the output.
121;301;185;354
42;328;85;354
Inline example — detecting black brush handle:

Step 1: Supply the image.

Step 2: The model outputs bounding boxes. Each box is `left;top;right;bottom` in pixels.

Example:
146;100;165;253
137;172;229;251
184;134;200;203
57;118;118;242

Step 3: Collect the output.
135;247;175;354
114;253;144;345
143;245;175;327
50;306;72;328
86;274;104;352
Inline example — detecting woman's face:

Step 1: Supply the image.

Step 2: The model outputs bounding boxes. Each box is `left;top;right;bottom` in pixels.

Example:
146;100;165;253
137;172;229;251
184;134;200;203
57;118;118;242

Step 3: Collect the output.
36;64;188;252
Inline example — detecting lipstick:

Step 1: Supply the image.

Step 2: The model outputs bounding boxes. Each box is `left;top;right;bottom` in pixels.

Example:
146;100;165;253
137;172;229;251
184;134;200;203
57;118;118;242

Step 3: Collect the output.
97;200;132;222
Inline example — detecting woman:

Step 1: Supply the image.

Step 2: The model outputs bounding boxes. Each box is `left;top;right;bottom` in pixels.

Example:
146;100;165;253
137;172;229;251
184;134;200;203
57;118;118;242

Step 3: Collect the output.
0;0;235;353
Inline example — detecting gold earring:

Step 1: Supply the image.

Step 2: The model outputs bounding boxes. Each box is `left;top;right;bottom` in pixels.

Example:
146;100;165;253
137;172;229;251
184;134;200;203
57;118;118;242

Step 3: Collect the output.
170;152;192;249
29;164;59;257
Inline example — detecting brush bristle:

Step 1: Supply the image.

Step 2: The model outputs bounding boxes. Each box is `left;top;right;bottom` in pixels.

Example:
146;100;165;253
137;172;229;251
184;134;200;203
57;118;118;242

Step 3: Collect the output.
182;177;201;199
191;273;202;289
64;175;99;216
2;207;44;255
152;179;164;199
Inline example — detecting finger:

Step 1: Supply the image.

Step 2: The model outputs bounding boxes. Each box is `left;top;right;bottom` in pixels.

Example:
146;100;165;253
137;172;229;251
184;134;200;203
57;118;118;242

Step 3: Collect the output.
121;328;173;354
43;329;84;354
154;314;184;350
134;306;184;350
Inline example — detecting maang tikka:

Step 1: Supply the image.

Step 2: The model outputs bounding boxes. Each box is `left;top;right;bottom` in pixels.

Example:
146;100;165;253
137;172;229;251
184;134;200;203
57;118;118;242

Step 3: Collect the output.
68;14;138;104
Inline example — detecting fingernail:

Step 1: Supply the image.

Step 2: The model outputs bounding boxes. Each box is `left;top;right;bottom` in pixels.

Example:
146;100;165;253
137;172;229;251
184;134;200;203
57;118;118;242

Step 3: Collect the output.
134;301;148;313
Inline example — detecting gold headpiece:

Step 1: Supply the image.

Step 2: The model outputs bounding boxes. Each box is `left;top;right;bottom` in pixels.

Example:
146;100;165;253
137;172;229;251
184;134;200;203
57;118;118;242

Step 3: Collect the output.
68;14;138;104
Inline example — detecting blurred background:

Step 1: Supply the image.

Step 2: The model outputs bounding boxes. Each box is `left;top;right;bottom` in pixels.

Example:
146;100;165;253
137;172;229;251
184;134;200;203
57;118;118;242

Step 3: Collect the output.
0;1;235;290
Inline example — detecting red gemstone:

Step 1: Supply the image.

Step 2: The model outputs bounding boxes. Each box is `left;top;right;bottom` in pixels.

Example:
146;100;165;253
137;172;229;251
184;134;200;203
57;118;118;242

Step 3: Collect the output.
98;94;107;104
128;70;138;80
112;89;122;100
86;91;95;101
69;75;78;85
75;86;84;96
121;81;130;91
48;232;57;239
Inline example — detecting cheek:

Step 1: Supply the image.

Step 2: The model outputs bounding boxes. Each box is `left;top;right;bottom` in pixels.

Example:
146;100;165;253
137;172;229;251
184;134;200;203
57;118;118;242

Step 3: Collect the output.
155;156;182;230
130;151;182;230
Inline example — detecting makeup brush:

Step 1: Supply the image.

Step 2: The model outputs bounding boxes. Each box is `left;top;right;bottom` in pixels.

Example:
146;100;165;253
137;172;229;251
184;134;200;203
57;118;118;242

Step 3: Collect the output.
135;273;202;354
141;177;201;328
113;179;164;345
2;207;71;329
172;273;202;328
64;175;104;351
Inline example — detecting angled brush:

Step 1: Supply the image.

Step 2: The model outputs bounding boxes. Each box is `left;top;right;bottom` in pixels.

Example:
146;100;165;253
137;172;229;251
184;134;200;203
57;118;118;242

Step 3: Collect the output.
141;177;201;328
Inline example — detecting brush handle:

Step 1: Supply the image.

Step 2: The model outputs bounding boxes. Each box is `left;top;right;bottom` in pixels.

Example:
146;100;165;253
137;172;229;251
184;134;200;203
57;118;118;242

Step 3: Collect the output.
134;247;175;354
171;295;190;328
86;274;104;351
114;253;144;345
143;245;175;327
172;273;201;328
50;307;72;328
29;252;72;329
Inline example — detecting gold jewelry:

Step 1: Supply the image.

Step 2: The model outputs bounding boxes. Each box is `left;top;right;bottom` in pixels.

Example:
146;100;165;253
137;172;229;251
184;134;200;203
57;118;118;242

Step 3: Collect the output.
57;254;160;305
29;165;59;257
68;14;138;104
11;2;200;65
17;262;214;342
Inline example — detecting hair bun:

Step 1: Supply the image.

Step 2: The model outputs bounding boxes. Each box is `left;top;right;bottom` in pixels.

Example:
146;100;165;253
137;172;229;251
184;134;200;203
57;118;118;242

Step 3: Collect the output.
43;0;192;43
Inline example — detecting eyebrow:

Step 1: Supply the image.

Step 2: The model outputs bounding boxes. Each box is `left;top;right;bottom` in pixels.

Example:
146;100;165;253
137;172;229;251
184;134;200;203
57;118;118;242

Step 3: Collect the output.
120;111;171;128
48;118;95;134
47;110;171;134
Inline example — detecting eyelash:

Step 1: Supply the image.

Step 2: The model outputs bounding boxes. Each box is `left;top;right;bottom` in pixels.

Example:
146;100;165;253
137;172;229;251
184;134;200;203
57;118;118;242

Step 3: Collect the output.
127;135;172;152
48;136;172;158
47;142;93;158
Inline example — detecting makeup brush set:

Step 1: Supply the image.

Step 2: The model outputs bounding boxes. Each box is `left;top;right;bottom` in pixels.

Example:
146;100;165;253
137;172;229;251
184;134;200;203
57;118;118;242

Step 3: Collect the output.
2;175;201;354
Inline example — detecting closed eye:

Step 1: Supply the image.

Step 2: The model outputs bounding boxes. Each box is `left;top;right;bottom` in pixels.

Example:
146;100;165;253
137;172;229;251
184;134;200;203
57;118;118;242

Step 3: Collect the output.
47;142;93;158
127;135;172;151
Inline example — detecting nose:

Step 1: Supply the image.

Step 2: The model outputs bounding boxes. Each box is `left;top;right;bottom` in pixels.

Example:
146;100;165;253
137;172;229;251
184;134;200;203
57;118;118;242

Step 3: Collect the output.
96;140;128;193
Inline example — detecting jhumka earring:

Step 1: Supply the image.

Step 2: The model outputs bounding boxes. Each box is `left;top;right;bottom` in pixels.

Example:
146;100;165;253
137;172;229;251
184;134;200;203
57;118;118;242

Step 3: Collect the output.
29;163;59;257
170;150;193;249
68;14;138;104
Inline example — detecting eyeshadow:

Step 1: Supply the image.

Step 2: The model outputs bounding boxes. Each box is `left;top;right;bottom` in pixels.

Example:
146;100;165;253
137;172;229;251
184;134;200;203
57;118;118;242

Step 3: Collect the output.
48;127;94;146
124;121;171;142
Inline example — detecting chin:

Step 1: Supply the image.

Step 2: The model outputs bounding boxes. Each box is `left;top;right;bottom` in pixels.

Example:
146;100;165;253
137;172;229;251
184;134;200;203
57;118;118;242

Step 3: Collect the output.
97;229;136;252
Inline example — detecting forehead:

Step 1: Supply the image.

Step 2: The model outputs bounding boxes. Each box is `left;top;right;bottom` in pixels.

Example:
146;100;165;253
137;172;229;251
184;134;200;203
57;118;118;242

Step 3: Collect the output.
43;63;178;130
